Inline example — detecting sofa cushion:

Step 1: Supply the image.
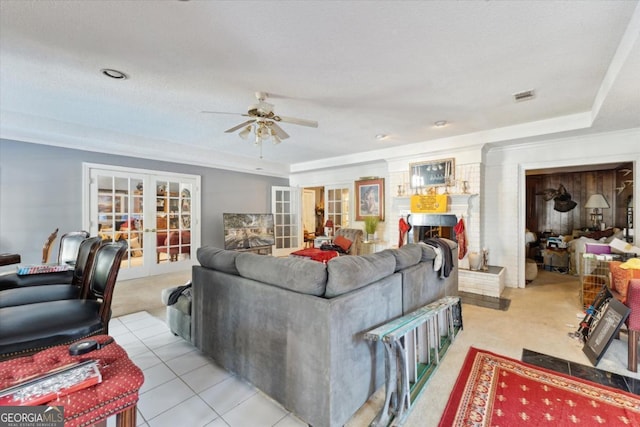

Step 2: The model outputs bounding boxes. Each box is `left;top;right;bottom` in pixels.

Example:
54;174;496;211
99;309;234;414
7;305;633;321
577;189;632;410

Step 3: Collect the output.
197;247;240;275
334;235;353;252
236;253;327;296
387;244;422;272
325;251;396;297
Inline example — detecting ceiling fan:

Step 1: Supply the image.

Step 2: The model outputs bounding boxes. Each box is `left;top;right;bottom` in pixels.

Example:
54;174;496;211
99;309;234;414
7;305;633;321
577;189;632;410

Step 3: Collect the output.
202;92;318;145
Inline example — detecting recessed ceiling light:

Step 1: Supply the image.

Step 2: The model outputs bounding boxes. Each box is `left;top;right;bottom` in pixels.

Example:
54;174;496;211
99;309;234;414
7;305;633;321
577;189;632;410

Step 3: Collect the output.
434;120;448;127
101;69;128;80
375;134;388;140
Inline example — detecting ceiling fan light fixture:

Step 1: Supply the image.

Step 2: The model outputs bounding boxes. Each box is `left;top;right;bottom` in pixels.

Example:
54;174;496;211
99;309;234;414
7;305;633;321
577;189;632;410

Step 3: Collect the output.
210;92;317;157
239;125;252;139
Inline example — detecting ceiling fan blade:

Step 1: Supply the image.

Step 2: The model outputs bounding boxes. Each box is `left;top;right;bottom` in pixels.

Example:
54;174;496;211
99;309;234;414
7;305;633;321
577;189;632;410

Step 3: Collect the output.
274;115;318;128
269;122;290;140
225;119;255;133
201;111;253;118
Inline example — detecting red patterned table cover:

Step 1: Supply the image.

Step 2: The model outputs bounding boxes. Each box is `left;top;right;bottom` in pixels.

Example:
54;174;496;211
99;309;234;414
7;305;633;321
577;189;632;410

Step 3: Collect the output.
290;248;339;263
0;335;144;427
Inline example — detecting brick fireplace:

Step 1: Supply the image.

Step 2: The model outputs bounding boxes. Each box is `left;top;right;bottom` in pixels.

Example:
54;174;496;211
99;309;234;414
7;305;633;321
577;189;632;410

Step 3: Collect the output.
395;193;479;256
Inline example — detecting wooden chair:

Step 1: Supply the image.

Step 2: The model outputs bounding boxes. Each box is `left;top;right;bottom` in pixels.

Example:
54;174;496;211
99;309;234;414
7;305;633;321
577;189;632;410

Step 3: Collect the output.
0;241;127;360
57;230;90;265
41;228;59;263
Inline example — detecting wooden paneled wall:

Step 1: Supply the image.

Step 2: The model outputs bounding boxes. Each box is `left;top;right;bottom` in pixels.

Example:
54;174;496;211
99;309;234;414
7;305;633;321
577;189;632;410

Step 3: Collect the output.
526;165;633;235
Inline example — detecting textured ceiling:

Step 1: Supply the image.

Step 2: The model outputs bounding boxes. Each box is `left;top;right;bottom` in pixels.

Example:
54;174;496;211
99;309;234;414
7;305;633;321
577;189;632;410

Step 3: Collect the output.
1;1;639;177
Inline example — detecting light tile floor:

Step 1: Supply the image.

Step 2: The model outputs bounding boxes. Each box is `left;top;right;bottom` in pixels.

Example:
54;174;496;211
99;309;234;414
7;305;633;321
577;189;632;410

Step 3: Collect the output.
106;311;307;427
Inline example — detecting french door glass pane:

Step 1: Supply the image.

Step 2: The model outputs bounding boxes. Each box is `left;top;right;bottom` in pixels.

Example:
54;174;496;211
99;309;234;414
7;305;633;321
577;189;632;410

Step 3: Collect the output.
325;187;350;232
155;180;193;264
97;174;144;270
272;186;299;254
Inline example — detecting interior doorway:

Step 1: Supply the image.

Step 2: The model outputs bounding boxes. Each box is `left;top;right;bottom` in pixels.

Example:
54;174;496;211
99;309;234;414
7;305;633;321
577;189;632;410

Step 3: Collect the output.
302;187;325;237
521;160;634;290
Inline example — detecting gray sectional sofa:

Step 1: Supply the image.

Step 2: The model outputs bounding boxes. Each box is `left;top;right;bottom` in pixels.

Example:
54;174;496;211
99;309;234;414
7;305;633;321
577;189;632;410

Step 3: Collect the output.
192;240;458;427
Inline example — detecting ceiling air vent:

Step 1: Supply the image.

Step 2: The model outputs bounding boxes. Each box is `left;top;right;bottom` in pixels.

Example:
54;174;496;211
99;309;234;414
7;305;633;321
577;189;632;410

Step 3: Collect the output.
513;89;535;102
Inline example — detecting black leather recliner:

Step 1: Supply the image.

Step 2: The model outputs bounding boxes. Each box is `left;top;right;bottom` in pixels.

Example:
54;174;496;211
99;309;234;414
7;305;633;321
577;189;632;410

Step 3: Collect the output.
0;241;127;360
0;230;90;292
0;269;74;291
0;236;102;308
57;230;90;265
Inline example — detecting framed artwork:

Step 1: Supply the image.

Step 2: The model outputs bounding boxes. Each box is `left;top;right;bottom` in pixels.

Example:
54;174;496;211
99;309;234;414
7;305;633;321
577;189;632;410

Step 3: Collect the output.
583;297;630;365
98;195;113;213
410;158;455;188
355;178;384;221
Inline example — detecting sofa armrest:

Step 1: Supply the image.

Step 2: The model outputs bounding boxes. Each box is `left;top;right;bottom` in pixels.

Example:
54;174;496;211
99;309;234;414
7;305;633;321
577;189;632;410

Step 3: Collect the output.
161;286;183;305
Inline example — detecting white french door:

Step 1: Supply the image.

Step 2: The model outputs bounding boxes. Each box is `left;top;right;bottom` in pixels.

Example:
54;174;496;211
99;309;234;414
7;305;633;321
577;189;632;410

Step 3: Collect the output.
325;185;350;231
271;186;302;257
84;164;200;280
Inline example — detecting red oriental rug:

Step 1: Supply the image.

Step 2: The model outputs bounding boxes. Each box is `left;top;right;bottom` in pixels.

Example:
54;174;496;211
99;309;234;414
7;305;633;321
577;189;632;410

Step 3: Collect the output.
439;347;640;426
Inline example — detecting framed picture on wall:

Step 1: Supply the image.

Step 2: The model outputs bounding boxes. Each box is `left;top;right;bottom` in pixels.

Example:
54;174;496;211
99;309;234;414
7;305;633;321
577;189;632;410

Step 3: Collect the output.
355;178;384;221
410;158;455;188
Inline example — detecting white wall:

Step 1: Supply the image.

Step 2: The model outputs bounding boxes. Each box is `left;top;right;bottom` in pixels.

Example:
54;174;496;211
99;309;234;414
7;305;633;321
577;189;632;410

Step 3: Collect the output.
291;127;639;292
292;146;486;256
0;140;288;263
484;127;640;289
290;161;388;233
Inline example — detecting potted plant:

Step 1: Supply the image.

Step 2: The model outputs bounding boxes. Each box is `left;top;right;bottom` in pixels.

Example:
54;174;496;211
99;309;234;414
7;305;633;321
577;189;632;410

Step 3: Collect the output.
363;216;379;242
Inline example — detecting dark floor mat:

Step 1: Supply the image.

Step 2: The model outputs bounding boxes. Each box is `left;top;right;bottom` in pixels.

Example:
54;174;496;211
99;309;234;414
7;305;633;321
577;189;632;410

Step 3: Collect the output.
459;291;510;311
521;348;640;395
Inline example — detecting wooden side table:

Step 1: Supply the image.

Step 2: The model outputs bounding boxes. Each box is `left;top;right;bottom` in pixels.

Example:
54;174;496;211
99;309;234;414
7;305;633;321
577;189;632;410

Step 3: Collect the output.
0;253;20;266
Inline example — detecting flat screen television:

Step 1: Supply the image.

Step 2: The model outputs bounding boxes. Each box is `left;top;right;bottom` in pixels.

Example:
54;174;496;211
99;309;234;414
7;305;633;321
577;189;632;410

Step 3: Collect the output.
223;213;275;250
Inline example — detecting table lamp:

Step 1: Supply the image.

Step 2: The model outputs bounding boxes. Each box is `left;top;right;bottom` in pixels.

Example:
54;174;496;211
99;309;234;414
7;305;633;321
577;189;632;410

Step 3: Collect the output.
324;219;334;238
584;193;609;230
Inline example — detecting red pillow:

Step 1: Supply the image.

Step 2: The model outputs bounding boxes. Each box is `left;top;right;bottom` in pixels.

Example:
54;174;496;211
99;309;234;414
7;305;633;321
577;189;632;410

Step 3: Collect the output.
334;235;353;253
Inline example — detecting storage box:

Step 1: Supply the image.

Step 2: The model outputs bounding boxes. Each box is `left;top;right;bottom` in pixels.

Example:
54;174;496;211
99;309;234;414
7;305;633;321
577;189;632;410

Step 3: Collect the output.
609;238;640;255
585;243;611;255
542;249;569;272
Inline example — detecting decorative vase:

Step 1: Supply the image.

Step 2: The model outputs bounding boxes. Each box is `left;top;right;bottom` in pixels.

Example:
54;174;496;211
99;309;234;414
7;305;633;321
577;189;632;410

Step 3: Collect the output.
468;252;482;270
